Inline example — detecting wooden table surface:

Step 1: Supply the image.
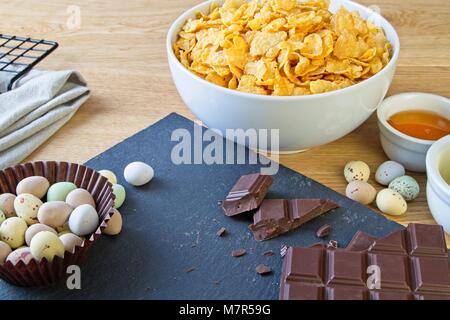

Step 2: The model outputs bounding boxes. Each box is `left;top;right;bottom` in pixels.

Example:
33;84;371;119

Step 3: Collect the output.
1;0;449;245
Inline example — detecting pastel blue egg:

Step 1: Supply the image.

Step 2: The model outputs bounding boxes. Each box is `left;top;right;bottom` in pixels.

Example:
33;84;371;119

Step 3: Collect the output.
388;176;420;201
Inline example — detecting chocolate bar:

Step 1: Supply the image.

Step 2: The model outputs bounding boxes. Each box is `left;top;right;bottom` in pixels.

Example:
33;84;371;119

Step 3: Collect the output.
249;199;338;241
346;231;377;252
280;224;450;300
222;173;272;216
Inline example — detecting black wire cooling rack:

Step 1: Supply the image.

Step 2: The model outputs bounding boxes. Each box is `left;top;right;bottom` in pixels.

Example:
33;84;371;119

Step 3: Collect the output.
0;35;58;92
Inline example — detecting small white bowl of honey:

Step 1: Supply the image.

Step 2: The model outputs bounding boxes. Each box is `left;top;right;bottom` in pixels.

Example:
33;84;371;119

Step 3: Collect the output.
377;92;450;172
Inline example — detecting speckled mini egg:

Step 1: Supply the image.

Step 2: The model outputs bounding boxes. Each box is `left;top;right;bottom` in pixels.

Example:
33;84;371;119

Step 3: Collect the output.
66;188;95;208
14;194;42;225
6;246;33;265
16;176;50;199
0;193;16;218
345;181;377;205
124;161;154;186
0;217;28;248
376;189;407;216
25;223;57;246
0;209;5;225
59;233;84;253
98;170;118;184
30;231;65;261
375;161;405;186
68;204;99;236
0;241;12;265
37;201;73;228
46;182;77;202
103;209;122;236
344;161;370;183
112;184;126;209
388;176;420;201
56;222;70;235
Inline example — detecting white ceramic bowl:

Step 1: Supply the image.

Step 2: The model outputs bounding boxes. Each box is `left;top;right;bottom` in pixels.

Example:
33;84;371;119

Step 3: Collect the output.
426;134;450;234
167;0;400;152
377;92;450;172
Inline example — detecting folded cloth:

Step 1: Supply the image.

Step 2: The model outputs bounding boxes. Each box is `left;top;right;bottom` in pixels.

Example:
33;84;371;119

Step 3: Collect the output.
0;68;90;169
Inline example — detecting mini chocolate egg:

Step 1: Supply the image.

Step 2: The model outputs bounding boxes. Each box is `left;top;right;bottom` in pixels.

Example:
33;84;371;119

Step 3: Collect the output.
112;184;126;209
124;161;154;186
37;201;73;228
388;176;420;201
46;182;77;202
0;217;28;248
98;170;118;184
59;233;84;253
0;241;12;265
0;193;16;217
66;188;95;208
56;222;70;235
103;209;122;235
375;161;405;186
376;189;407;216
16;176;50;199
68;204;99;236
14;193;42;225
344;161;370;183
25;223;57;246
30;231;64;261
345;181;377;205
0;209;5;225
6;247;33;265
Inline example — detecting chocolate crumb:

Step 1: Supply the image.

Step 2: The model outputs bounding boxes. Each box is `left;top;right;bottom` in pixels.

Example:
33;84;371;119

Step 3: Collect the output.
327;240;338;249
216;227;227;237
280;245;288;257
316;224;331;238
185;267;195;273
262;250;273;256
231;248;247;257
256;264;272;275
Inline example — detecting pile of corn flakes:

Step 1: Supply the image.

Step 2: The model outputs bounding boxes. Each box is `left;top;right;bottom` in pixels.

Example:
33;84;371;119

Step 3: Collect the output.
174;0;392;96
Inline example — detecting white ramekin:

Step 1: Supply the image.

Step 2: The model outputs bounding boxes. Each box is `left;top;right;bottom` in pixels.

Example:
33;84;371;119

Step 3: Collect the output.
377;92;450;172
167;0;400;152
426;134;450;235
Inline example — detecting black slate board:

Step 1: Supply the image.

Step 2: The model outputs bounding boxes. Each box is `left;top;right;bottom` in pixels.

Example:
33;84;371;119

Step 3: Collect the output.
0;113;436;299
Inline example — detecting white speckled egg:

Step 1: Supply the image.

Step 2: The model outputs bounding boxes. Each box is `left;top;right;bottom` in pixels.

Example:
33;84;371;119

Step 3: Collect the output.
0;193;16;217
0;217;28;248
0;241;12;265
376;189;407;216
98;170;117;184
68;204;99;236
6;246;33;265
14;194;43;225
344;161;370;183
375;161;405;185
388;176;420;201
0;209;5;225
59;233;84;253
30;231;64;261
345;181;377;205
124;161;154;186
16;176;50;199
103;209;122;236
25;223;57;246
66;188;95;208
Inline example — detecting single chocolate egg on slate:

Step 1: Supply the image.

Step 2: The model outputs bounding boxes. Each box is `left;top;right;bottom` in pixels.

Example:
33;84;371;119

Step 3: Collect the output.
14;193;42;225
46;182;77;202
30;231;65;261
66;188;95;208
103;209;122;236
38;201;73;228
0;209;5;225
388;176;420;201
68;204;99;236
59;233;84;253
112;184;126;209
345;181;377;205
0;241;12;265
124;161;154;186
25;223;57;246
16;176;50;199
344;161;370;183
0;217;27;248
6;246;33;265
98;170;117;184
376;189;407;216
0;193;16;218
375;161;405;186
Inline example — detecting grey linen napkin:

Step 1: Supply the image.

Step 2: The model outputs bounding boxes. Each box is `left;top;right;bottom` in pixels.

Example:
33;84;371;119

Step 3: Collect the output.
0;69;90;169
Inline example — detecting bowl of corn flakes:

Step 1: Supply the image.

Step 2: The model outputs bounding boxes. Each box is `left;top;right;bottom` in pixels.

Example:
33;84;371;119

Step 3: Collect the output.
167;0;400;152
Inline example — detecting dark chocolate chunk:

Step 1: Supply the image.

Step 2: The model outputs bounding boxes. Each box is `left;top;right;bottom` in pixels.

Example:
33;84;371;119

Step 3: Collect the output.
249;199;338;241
346;231;377;252
216;227;227;237
316;224;331;238
185;267;195;273
279;224;450;300
231;249;247;257
256;264;272;275
262;250;274;256
222;173;272;216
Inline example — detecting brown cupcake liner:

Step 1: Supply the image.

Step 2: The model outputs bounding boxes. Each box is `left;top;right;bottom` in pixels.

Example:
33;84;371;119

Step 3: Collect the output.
0;161;115;287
